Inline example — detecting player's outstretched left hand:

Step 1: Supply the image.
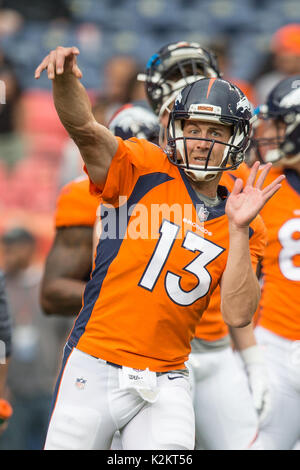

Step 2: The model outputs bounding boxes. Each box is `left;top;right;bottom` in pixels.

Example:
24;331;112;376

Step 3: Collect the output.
225;161;285;228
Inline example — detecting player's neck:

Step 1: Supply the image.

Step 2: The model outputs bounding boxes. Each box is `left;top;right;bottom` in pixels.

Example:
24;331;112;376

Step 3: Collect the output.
189;174;222;199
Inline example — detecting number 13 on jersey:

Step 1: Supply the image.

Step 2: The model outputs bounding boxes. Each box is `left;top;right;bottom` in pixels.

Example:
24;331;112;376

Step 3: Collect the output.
138;219;225;306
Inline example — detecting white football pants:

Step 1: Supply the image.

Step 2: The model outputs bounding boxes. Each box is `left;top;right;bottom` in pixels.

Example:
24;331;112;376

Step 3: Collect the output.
255;326;300;450
44;345;195;450
188;346;264;450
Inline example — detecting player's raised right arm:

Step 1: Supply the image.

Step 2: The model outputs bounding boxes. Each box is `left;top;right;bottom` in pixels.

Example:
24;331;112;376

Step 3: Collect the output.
35;46;118;186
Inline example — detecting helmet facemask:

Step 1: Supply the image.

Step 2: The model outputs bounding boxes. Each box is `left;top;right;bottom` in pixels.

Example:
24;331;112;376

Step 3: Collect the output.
166;110;250;182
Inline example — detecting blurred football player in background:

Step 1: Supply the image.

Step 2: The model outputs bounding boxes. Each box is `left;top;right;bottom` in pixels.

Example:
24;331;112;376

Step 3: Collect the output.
252;76;300;449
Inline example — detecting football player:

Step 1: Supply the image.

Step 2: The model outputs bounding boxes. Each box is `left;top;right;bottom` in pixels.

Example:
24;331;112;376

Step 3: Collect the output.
251;76;300;449
140;41;270;449
35;47;284;450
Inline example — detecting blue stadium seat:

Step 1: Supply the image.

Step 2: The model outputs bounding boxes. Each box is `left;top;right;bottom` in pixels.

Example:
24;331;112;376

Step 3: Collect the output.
255;4;300;35
228;32;271;83
180;7;218;37
65;0;112;24
256;0;300;26
66;0;139;32
130;0;184;32
0;22;50;89
99;30;156;66
197;0;257;34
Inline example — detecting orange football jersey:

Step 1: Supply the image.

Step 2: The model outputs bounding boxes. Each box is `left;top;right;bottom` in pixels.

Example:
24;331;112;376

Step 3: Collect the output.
256;167;300;340
55;176;99;228
194;164;267;341
67;138;260;371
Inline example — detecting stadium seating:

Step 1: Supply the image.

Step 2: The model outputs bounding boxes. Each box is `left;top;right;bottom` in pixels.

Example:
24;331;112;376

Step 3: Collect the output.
0;0;299;264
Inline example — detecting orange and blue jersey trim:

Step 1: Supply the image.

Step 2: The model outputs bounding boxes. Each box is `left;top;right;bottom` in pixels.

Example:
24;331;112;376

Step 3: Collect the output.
284;168;300;194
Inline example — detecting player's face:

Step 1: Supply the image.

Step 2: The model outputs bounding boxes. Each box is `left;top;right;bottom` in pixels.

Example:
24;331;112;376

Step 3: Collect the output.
255;117;300;169
263;119;286;145
182;120;232;168
256;118;286;161
1;242;35;275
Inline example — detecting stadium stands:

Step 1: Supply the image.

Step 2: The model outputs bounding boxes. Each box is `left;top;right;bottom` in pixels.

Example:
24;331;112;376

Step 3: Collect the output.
0;0;299;261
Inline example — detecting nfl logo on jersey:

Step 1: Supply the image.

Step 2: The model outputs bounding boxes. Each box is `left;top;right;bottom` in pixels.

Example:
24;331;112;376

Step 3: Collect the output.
75;377;87;390
197;205;209;222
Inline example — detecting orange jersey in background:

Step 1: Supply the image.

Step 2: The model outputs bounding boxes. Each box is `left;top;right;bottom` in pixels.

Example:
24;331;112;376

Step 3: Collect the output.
68;138;244;372
256;167;300;340
194;163;268;341
55;176;99;228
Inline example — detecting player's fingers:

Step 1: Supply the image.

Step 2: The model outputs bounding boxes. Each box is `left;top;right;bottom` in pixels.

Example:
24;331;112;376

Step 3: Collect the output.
56;46;80;75
34;56;50;79
262;174;285;195
262;183;283;204
35;47;80;78
254;162;272;189
47;62;55;80
47;50;57;80
55;47;68;75
245;161;260;187
71;63;82;78
230;177;244;195
71;46;80;55
67;52;81;76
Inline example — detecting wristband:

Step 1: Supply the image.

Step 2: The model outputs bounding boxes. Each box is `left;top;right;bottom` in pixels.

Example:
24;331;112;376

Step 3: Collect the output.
239;344;264;365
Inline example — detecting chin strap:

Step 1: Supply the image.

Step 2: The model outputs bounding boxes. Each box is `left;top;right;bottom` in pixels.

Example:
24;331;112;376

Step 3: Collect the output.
184;169;218;182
